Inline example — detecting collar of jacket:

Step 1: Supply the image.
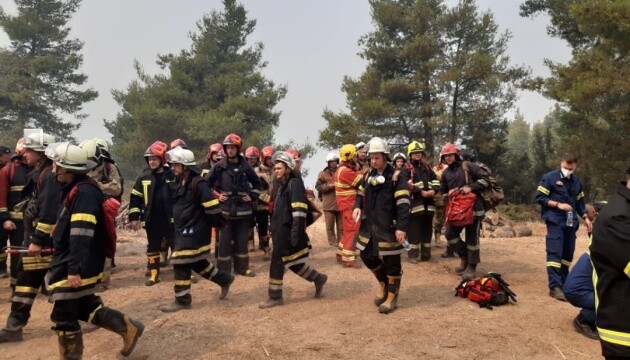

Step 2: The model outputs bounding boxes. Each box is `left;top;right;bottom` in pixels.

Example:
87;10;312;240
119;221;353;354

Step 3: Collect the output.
617;181;630;202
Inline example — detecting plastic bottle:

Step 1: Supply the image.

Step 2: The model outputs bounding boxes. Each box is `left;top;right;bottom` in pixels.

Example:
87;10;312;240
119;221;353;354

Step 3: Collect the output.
401;239;411;251
566;211;574;227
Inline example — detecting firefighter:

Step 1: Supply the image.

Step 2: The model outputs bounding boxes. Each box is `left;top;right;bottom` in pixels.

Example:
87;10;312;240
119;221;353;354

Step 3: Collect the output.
405;141;439;263
535;153;592;301
254;145;274;259
333;144;363;267
0;140;31;286
158;147;234;313
439;143;489;280
79;139;123;291
259;151;327;309
128;141;175;286
353;137;410;314
245;146;261;252
200;143;223;177
169;138;188;150
46;142;144;359
433;160;449;253
0;145;11;278
355;141;370;174
205;133;262;277
0;130;58;343
589;168;630;359
315;152;342;246
392;152;406;171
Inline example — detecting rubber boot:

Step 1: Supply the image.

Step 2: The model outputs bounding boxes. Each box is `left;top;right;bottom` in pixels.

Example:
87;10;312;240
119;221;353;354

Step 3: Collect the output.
434;230;442;247
378;275;402;314
462;264;477;281
441;245;455;258
259;297;284;309
159;239;170;267
454;257;468;275
371;265;388;306
145;254;160;286
158;301;192;313
92;307;144;357
56;330;83;360
260;236;271;261
0;316;24;343
420;246;432;262
314;273;327;298
206;270;234;300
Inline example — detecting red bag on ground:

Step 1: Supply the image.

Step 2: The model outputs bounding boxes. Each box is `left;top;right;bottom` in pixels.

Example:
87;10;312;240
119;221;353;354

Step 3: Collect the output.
445;189;476;227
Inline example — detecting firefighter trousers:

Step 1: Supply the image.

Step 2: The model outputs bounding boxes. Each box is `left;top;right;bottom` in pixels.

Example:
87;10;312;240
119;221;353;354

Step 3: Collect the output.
217;218;250;274
407;213;433;259
4;268;48;331
338;209;358;264
545;221;577;289
445;218;481;265
0;222;24;287
172;259;233;305
267;245;321;300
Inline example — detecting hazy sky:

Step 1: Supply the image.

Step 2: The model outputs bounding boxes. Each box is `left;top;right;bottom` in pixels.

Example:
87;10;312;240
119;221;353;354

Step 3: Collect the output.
0;0;571;187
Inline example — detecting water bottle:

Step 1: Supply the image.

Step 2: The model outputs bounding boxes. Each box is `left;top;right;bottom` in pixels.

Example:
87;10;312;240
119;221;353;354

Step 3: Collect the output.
401;238;411;252
566;211;574;227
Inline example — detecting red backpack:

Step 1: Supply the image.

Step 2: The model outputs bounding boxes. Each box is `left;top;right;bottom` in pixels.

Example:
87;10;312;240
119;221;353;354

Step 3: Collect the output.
64;180;120;258
455;273;517;309
445;189;476;226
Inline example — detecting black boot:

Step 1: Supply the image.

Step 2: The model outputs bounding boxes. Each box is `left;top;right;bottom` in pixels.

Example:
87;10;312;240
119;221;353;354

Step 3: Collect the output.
370;265;388;306
0;316;25;343
314;273;327;298
462;264;477;280
92;307;144;357
56;330;83;360
454;257;468;275
420;246;432;261
208;270;235;300
441;246;455;258
159;239;170;267
378;275;402;314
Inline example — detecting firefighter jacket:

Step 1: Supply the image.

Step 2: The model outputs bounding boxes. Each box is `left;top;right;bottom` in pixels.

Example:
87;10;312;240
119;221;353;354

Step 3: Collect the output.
315;166;338;212
589;182;630;357
170;172;222;265
0;161;30;223
87;162;122;200
355;164;410;256
255;164;273;211
408;161;440;215
536;169;587;225
204;156;262;219
270;175;310;252
49;175;105;301
128;167;175;226
200;160;217;177
440;160;489;218
27;162;62;249
334;161;362;211
433;163;447;207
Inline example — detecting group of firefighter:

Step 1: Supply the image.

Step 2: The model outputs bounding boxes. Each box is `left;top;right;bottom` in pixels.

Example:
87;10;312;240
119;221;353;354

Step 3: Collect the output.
0;128;492;358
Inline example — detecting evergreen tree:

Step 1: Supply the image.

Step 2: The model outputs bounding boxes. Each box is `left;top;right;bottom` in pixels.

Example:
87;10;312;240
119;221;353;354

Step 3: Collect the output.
106;0;287;178
501;111;533;203
0;0;97;143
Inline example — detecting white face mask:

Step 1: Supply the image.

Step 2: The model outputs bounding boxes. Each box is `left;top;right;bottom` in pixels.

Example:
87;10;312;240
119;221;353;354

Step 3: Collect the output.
561;168;574;178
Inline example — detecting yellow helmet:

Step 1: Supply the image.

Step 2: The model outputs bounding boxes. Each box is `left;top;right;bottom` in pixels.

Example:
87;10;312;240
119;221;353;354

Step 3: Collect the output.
339;144;356;162
407;141;425;157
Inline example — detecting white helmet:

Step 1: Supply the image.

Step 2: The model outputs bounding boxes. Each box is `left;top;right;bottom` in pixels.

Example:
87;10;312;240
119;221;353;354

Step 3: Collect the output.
355;141;366;151
23;129;55;152
78;139;101;160
393;152;406;161
48;142;96;173
93;138;109;152
272;151;296;170
367;137;389;154
166;147;196;166
325;152;340;163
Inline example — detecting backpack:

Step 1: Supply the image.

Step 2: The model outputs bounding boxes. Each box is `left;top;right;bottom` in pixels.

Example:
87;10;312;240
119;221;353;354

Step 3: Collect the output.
65;180;120;258
463;161;504;211
455;272;517;309
104;162;124;202
445;189;476;226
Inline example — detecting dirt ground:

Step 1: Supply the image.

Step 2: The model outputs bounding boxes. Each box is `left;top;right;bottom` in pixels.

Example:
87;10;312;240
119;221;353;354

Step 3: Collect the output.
0;219;602;360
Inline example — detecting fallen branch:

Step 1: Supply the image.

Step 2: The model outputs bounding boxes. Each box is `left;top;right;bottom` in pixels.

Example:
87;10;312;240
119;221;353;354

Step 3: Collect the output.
553;344;566;359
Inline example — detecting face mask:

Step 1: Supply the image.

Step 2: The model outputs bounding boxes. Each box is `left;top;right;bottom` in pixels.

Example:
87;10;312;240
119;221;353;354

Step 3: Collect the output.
369;175;385;187
561;168;574;178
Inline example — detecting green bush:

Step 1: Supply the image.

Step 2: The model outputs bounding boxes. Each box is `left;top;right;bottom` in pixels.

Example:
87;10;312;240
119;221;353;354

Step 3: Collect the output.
497;203;540;222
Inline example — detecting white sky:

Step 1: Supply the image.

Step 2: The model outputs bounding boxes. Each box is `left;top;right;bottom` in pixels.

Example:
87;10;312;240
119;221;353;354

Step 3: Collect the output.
0;0;571;187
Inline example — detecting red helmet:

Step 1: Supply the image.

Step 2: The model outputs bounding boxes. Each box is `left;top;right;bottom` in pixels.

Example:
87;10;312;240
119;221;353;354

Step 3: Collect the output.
286;148;301;161
440;143;460;156
208;143;222;159
216;149;225;160
245;146;260;159
144;141;168;164
222;133;242;154
260;146;274;164
170;138;188;150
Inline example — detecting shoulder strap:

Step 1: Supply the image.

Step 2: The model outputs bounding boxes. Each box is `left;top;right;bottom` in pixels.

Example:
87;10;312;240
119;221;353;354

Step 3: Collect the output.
8;163;15;184
462;161;470;185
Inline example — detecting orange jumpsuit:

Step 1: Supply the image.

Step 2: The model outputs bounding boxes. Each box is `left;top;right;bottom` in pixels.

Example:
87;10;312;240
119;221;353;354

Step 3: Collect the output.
333;161;363;266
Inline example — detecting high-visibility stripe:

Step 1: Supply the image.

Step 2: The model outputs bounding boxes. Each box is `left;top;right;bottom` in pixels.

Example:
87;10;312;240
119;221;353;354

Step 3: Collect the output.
577;191;585;200
9;211;23;219
14;286;38;294
71;213;97;224
291;202;308;209
49;273;102;290
0;207;6;212
70;228;94;237
351;175;363;187
282;247;309;262
174;280;192;286
202;199;219;208
397;198;410;206
128;208;141;214
171;244;212;258
142;180;151;206
546;261;561;268
10;185;24;191
394;190;409;198
537;186;550;195
561;259;572;267
269;278;283;285
597;327;630;347
624;261;630;277
35;222;54;234
88;304;103;324
131;189;143;197
335;190;357;196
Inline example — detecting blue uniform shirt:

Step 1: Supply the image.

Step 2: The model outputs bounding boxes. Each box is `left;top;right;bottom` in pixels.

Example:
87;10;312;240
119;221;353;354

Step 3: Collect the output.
536;169;586;225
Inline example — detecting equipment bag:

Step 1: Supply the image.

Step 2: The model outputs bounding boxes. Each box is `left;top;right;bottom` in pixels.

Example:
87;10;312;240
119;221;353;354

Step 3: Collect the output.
64;180;120;258
455;272;517;309
463;161;504;211
445;189;476;227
